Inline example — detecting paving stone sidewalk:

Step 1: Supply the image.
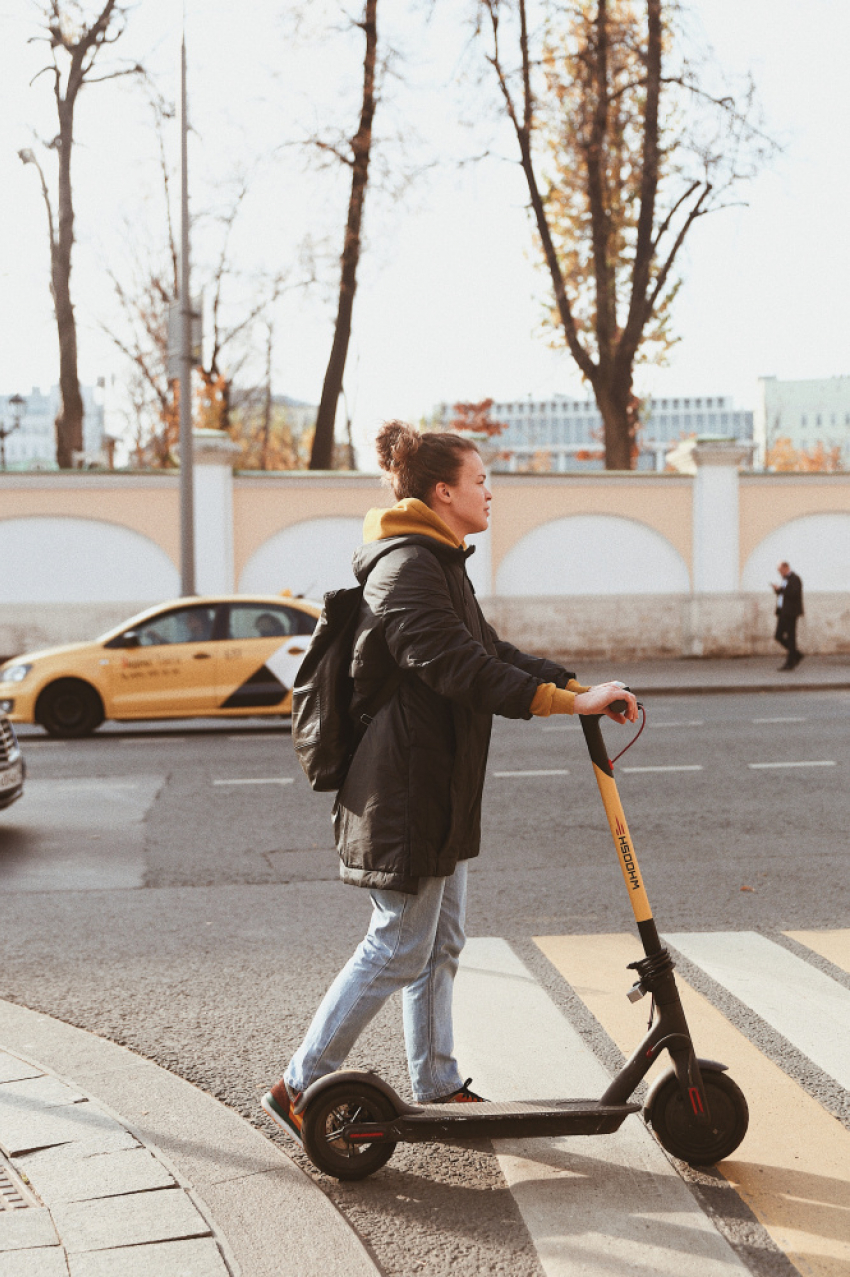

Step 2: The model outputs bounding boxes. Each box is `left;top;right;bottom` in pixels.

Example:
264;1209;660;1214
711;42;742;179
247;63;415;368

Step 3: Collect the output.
0;1046;231;1277
575;653;850;695
0;1005;381;1277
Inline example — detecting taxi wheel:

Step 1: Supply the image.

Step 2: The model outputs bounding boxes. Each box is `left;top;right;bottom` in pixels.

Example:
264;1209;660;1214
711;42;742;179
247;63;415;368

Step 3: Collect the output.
37;679;105;739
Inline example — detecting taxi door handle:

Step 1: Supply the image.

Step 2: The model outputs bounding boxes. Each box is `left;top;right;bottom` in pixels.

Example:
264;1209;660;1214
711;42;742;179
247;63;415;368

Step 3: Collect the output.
193;653;212;660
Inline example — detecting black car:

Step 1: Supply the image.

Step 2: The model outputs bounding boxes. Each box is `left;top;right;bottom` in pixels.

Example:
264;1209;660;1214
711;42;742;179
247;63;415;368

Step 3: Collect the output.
0;715;24;809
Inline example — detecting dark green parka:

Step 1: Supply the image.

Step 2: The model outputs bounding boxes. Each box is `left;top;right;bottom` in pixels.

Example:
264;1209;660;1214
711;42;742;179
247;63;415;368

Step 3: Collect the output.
333;514;573;893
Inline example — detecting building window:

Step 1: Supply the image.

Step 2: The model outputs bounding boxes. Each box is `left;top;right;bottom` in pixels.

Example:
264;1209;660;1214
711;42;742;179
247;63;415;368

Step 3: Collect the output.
816;414;822;427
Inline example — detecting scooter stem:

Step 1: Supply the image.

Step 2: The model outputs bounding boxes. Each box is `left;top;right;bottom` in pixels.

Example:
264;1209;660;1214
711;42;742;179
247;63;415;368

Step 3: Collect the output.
580;713;662;957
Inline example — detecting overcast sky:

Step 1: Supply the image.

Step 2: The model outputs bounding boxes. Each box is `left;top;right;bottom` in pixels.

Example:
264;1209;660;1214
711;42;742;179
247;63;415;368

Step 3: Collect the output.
0;0;847;460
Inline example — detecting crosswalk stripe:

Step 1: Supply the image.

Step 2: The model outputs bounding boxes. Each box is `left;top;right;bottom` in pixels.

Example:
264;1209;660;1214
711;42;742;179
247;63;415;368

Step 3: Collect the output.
536;933;850;1277
785;929;850;976
666;931;850;1092
455;938;747;1276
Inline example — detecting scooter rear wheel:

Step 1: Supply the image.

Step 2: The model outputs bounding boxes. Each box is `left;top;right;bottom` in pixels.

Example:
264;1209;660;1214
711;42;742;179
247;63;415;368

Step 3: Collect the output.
301;1081;397;1180
647;1067;749;1166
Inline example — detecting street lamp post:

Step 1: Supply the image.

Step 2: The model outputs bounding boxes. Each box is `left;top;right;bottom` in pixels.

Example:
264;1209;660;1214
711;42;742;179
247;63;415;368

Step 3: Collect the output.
178;30;196;596
0;395;25;470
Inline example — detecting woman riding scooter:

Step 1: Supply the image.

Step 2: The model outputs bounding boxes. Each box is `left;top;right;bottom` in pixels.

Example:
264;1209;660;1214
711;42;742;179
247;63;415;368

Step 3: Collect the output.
263;421;637;1141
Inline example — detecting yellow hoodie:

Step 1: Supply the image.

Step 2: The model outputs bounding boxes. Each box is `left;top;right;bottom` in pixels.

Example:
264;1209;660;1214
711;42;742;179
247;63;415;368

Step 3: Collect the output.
361;498;587;716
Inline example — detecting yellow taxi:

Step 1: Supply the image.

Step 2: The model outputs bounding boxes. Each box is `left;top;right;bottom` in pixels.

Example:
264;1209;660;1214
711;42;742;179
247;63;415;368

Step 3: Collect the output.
0;595;320;738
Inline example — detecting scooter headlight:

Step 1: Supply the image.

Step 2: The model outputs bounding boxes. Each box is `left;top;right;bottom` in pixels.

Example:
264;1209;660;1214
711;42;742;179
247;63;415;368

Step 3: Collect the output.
0;664;32;684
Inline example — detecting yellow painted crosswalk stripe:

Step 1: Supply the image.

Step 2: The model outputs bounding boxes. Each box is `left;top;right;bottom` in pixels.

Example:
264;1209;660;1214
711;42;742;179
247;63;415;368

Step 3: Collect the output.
786;929;850;977
535;933;850;1277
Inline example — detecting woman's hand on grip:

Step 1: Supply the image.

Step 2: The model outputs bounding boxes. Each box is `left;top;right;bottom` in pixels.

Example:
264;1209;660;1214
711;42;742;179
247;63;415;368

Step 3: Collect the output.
574;682;638;724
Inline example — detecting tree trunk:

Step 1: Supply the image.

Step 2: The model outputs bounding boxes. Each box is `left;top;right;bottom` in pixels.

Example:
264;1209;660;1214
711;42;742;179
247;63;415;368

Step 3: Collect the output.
53;100;84;468
310;0;377;471
261;324;273;470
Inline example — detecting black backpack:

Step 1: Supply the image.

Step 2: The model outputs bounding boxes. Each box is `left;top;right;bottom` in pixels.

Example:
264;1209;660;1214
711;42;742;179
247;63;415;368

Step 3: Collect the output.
292;586;398;792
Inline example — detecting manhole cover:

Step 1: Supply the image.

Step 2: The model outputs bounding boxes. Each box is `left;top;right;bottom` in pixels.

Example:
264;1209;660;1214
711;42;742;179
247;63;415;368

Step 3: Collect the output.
0;1152;38;1210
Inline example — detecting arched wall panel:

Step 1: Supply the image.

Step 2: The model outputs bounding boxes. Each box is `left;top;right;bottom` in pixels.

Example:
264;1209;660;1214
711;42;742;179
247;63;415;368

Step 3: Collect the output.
0;516;179;602
238;516;365;598
741;513;850;592
495;515;691;596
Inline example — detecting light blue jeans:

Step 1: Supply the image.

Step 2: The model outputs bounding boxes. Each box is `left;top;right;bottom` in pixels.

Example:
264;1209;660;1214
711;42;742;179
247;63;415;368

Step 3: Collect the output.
285;862;468;1103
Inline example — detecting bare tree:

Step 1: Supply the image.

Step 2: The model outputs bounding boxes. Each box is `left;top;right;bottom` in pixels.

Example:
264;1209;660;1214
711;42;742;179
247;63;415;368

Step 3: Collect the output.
310;0;378;470
478;0;772;468
19;2;141;468
101;97;302;466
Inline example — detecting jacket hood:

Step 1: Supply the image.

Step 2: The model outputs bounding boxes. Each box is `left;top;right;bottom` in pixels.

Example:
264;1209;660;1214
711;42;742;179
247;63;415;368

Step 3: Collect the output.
353;536;475;585
353;498;474;585
363;498;463;550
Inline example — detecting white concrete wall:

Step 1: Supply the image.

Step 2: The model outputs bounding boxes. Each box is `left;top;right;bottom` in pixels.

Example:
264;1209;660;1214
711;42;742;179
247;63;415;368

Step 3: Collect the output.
495;515;690;596
1;464;848;659
741;513;850;592
238;517;365;599
194;461;234;594
0;517;179;603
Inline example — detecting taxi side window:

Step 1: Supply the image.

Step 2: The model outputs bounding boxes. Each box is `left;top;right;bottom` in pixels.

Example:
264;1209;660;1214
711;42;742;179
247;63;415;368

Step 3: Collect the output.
228;605;310;640
136;606;218;647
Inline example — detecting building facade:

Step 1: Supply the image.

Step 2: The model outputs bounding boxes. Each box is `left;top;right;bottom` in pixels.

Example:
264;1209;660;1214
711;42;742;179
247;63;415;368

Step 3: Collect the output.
439;394;753;472
755;376;850;467
0;385;107;470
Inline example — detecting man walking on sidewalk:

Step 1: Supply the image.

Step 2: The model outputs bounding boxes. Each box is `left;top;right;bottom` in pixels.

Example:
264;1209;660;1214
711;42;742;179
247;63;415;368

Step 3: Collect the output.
772;561;804;670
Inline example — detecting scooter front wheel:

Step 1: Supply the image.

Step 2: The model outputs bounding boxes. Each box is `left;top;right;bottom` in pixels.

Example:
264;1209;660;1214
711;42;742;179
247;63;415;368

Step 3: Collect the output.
301;1081;397;1180
646;1067;749;1166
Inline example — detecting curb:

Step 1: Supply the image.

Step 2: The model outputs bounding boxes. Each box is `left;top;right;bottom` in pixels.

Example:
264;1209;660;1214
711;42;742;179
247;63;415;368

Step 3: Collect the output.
628;681;850;697
0;1000;381;1277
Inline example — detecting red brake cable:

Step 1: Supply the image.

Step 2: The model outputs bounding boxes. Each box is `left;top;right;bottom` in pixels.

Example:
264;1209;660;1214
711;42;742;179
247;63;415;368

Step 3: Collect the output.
609;703;646;766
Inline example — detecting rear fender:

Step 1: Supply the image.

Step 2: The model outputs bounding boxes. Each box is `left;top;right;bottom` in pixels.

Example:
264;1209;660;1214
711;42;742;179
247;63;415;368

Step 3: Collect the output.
295;1069;420;1117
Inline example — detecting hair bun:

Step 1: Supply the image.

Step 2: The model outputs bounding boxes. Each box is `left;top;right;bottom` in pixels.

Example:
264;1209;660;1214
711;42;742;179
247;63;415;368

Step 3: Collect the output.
375;420;421;474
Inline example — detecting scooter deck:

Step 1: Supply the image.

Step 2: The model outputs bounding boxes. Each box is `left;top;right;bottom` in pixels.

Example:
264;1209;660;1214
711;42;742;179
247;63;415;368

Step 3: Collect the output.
379;1098;641;1144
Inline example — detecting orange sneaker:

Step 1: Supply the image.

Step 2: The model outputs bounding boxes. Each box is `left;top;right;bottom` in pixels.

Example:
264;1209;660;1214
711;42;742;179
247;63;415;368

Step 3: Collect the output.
261;1079;304;1145
429;1078;487;1103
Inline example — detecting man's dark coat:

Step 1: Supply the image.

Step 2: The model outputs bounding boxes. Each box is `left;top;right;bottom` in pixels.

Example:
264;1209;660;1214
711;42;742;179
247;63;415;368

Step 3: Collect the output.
333;534;572;892
778;571;804;620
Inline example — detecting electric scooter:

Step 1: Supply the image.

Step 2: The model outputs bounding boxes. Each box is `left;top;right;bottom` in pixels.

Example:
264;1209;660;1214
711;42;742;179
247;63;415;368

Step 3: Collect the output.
290;701;749;1181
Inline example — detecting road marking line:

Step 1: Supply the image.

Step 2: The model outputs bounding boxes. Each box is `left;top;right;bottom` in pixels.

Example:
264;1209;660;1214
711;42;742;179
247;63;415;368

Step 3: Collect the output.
537;932;850;1277
119;737;188;744
650;720;705;728
15;741;67;747
667;930;850;1092
785;929;850;977
213;778;294;786
752;716;806;724
620;764;703;773
455;939;746;1277
493;769;569;777
748;760;835;769
226;735;279;740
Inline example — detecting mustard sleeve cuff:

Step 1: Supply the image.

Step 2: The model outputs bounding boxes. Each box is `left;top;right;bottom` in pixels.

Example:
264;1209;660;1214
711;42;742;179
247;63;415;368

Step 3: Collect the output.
530;683;578;716
567;678;591;694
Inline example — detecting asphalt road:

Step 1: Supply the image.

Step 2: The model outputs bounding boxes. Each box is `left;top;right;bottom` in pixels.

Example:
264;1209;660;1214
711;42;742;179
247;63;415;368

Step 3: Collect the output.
1;689;848;1277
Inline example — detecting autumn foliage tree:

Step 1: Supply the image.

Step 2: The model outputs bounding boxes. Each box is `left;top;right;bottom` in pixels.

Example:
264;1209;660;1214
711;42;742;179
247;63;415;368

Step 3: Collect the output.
478;0;771;469
447;398;509;437
766;438;843;473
